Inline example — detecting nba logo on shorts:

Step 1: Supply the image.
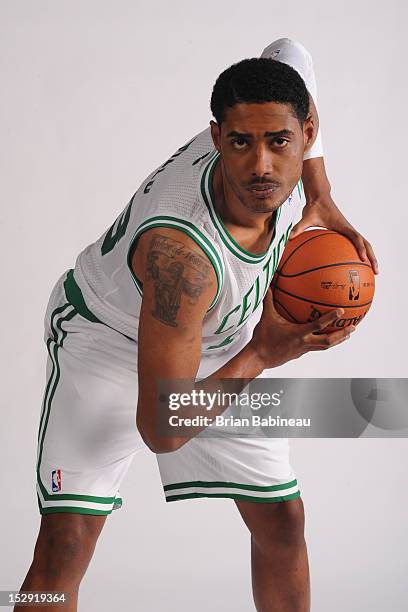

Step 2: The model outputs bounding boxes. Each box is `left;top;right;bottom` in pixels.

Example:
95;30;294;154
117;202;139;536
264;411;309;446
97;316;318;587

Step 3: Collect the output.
51;469;62;492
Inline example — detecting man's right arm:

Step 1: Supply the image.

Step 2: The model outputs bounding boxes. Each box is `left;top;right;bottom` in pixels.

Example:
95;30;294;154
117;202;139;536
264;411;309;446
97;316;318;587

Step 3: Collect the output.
132;228;353;454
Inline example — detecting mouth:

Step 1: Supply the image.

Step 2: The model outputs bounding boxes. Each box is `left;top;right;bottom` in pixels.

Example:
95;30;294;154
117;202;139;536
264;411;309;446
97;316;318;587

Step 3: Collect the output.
247;185;279;199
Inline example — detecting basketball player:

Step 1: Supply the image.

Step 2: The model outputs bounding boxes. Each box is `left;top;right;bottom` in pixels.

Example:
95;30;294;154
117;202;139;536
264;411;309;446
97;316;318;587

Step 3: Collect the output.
16;39;377;612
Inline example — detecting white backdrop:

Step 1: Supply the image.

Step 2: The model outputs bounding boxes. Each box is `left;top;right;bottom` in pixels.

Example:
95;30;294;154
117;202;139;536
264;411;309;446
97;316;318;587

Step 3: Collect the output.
1;1;407;610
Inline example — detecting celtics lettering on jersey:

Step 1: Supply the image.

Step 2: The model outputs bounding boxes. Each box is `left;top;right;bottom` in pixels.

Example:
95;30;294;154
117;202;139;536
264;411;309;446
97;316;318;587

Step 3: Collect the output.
206;220;294;350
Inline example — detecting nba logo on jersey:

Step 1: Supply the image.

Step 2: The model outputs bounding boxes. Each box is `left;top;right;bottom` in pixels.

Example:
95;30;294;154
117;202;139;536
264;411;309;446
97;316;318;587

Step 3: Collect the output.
51;469;62;492
288;191;293;205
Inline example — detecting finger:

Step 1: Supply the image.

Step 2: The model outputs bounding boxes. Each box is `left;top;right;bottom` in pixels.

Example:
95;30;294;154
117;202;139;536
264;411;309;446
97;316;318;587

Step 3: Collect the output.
304;308;344;334
341;227;375;268
364;240;379;275
344;230;369;263
307;326;356;350
342;228;379;273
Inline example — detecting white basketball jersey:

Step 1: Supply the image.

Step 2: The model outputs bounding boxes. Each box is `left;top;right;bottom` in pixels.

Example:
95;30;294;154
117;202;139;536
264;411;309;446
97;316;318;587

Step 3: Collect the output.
71;127;304;378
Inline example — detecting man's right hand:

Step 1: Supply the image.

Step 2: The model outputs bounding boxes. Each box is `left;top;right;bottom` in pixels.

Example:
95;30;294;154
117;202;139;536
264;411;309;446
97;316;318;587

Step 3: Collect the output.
250;287;355;370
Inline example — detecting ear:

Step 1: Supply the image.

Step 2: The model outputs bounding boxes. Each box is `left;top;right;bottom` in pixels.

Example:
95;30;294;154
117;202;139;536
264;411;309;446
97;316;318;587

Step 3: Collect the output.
303;115;316;154
303;93;319;154
210;120;221;152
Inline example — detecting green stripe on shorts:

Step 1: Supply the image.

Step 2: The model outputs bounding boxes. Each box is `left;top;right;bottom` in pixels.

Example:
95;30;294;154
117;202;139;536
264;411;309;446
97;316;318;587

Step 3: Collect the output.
164;478;298;492
36;301;123;514
165;491;301;503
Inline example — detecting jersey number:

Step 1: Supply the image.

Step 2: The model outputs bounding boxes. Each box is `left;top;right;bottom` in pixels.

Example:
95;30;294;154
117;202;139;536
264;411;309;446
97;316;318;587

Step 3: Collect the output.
101;195;134;256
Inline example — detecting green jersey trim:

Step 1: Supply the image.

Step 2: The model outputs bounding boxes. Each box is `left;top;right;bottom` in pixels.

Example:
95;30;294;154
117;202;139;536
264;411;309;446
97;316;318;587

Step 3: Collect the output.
126;215;225;311
200;151;283;264
200;151;303;265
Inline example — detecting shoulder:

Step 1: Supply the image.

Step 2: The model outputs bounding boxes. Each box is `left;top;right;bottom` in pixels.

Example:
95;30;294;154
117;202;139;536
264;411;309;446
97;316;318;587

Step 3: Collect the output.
131;225;219;313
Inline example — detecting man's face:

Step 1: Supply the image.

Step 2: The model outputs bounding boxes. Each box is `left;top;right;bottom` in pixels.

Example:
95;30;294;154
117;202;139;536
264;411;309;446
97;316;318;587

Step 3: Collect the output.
211;102;312;213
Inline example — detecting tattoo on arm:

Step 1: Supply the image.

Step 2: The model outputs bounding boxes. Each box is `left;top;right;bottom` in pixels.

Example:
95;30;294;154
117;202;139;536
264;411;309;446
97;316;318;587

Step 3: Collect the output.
146;233;212;327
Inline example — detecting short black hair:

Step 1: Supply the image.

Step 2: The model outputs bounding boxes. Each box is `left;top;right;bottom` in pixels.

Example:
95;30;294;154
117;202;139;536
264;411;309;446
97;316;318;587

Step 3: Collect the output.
210;57;309;126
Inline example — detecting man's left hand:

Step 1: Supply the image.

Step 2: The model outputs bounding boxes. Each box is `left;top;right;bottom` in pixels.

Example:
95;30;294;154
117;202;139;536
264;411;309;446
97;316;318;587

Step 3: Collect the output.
289;194;379;275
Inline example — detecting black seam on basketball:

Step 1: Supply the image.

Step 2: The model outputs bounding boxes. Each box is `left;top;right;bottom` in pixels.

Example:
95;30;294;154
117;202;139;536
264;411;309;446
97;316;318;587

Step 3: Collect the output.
278;261;373;278
277;231;336;272
273;298;301;323
274;286;373;309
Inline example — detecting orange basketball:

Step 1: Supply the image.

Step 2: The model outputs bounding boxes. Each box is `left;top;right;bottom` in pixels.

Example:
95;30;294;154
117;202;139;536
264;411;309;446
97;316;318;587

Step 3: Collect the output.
272;229;375;332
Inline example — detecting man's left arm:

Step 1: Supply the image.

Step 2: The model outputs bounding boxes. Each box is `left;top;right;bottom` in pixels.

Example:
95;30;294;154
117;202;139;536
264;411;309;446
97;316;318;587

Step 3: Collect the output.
261;38;379;274
295;155;379;274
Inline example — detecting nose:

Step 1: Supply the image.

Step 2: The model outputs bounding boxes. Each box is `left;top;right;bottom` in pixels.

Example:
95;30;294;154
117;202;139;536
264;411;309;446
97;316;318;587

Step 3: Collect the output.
251;145;273;178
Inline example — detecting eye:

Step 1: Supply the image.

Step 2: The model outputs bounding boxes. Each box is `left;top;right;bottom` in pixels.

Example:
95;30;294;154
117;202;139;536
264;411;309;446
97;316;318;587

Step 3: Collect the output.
231;137;248;149
273;138;289;147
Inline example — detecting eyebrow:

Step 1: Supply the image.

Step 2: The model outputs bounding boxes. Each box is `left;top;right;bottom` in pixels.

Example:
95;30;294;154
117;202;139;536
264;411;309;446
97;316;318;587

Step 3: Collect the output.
226;129;295;138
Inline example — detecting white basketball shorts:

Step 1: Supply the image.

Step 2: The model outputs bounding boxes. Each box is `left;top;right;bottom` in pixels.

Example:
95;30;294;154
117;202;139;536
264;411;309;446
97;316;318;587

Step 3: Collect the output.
36;269;300;515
